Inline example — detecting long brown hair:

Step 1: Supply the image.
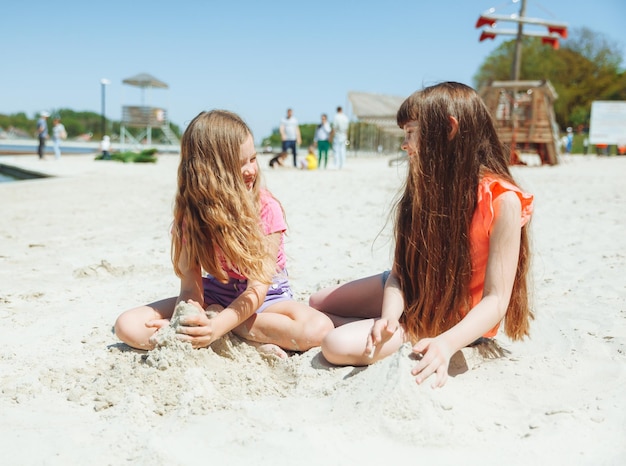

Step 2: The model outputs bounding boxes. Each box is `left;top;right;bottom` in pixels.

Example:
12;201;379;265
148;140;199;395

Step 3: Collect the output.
171;110;275;284
394;82;532;341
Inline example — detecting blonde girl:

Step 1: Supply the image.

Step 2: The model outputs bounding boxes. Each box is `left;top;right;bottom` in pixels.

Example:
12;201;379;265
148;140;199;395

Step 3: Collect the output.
309;82;534;387
115;110;333;355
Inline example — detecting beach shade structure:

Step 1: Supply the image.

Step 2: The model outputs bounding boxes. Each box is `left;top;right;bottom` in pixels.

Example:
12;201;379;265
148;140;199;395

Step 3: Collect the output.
347;92;406;157
120;72;179;148
479;80;560;165
122;73;169;89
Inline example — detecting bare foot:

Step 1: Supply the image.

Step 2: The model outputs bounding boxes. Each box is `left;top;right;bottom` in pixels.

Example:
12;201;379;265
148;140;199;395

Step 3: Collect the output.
248;342;289;359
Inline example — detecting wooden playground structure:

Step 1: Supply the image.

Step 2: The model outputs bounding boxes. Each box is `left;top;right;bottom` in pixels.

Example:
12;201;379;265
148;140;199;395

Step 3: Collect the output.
479;80;561;165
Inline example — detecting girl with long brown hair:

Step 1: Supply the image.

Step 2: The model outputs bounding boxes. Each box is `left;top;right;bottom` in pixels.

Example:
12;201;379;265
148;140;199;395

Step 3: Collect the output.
309;82;534;387
115;110;333;356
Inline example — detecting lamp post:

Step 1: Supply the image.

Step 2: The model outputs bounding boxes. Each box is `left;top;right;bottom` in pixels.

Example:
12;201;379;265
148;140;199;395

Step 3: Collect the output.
100;78;111;137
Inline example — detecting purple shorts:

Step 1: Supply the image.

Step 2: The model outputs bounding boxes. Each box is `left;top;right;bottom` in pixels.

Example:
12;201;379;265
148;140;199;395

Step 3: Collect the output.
202;272;294;313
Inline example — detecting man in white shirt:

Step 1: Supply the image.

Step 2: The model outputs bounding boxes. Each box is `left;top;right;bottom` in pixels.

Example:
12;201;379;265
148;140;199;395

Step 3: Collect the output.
279;108;302;167
332;106;349;169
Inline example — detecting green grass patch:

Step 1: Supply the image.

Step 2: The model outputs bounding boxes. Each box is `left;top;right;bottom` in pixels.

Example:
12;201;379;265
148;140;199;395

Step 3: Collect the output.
95;148;158;163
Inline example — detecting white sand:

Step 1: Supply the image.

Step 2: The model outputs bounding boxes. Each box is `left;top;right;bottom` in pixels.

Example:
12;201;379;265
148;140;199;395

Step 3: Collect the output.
0;152;624;465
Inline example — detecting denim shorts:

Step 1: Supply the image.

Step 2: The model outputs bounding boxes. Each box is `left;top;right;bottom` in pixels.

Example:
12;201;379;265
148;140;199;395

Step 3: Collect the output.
202;272;293;313
382;270;391;286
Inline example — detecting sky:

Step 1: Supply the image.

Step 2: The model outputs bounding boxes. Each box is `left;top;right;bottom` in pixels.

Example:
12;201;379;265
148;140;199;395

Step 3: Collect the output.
2;0;624;143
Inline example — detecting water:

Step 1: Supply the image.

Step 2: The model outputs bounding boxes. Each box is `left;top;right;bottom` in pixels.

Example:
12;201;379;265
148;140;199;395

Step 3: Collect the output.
0;143;96;154
0;172;17;182
0;163;47;183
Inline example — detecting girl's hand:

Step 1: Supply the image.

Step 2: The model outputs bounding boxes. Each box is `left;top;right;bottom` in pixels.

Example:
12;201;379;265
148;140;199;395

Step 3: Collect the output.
365;318;400;357
176;301;218;348
410;336;453;388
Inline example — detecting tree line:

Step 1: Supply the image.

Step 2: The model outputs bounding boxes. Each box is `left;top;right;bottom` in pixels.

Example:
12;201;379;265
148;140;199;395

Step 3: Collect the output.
1;27;622;146
266;28;624;151
473;27;625;131
0;109;182;143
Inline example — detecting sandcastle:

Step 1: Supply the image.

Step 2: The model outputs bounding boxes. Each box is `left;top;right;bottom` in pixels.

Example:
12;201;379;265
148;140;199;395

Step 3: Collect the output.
151;301;217;347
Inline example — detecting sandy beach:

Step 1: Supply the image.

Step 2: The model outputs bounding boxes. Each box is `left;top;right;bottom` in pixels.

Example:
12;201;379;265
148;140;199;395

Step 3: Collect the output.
0;152;624;465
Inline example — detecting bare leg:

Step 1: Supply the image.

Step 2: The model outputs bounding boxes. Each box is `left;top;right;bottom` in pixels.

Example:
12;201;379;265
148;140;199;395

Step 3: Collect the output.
233;300;334;353
114;297;177;350
309;273;386;325
321;318;405;366
202;304;290;358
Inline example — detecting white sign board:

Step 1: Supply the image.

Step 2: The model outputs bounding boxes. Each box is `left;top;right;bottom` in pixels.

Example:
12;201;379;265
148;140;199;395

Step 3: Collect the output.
589;101;626;145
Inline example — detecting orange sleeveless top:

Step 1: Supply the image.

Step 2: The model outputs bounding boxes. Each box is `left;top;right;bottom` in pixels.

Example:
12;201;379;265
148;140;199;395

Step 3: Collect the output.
467;176;534;337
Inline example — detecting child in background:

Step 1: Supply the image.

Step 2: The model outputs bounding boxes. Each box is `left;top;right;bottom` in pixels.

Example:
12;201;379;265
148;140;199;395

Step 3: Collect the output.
115;110;333;357
100;135;112;160
269;151;288;168
299;145;318;170
310;82;534;387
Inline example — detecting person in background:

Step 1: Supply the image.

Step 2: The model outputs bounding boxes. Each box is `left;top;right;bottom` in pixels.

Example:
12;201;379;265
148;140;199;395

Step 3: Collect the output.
310;82;534;388
114;110;333;357
565;127;573;154
100;135;112;160
331;106;349;169
299;145;318;170
279;108;301;167
52;117;67;160
314;114;332;169
269;151;289;168
36;111;49;159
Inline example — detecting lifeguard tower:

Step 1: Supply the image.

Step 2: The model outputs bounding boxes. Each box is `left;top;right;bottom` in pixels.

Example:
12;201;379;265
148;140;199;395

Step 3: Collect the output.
120;73;179;148
479;80;560;165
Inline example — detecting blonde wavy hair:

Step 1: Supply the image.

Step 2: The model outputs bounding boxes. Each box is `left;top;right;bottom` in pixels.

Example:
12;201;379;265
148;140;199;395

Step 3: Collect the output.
394;82;533;342
171;110;275;284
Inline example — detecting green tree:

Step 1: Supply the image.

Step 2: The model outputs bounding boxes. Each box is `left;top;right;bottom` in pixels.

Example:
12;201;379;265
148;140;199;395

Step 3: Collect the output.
473;27;625;130
0;112;32;136
263;128;282;149
0;108;182;142
299;123;316;148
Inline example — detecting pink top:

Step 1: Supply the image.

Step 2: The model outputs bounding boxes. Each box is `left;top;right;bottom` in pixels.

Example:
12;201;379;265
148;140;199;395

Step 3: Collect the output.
467;175;534;337
259;188;287;270
222;188;287;279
